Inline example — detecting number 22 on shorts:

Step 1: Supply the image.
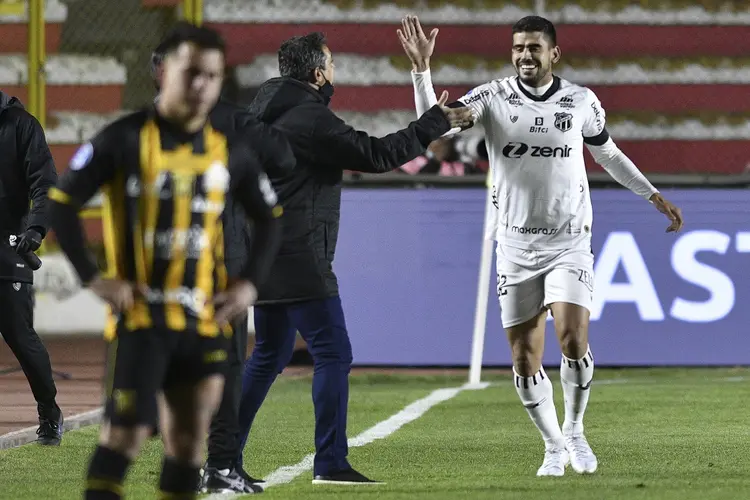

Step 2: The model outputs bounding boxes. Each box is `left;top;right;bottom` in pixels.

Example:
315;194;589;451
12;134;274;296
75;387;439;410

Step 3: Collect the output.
497;274;508;296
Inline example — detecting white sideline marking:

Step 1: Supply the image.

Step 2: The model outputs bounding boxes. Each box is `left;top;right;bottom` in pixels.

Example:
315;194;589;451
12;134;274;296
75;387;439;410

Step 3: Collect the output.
204;382;490;499
595;378;630;385
0;407;103;450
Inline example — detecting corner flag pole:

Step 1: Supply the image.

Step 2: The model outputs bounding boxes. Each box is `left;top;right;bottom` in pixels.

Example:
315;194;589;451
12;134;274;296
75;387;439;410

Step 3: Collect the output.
468;173;495;385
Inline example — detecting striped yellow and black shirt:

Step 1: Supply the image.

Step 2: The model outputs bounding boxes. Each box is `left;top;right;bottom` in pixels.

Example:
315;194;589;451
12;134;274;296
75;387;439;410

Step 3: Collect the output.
48;108;282;339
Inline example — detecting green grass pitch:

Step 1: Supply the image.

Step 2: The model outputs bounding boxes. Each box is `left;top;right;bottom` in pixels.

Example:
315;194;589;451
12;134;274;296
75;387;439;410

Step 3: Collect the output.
1;368;749;499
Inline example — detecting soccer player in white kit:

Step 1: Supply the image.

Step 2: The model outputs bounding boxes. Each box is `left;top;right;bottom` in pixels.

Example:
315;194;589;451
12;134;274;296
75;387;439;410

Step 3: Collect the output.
398;15;684;476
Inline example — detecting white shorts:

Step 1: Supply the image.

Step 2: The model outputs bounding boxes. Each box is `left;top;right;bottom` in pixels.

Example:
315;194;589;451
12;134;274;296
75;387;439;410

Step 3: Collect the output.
495;244;594;328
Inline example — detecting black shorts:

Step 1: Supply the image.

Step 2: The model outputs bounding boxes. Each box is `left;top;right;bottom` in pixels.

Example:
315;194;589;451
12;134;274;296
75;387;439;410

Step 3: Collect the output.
104;326;231;428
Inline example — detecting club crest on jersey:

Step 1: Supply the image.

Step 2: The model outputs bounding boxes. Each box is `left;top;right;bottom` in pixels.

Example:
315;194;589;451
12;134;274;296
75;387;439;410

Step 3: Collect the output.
510;116;518;123
554;112;573;133
556;95;575;109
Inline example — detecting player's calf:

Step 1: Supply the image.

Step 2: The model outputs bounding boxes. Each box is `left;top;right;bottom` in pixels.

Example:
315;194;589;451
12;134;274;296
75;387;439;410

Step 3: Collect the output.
559;347;598;474
550;303;594;433
550;303;598;474
160;375;225;497
507;312;567;476
514;367;566;454
84;424;152;499
559;347;594;436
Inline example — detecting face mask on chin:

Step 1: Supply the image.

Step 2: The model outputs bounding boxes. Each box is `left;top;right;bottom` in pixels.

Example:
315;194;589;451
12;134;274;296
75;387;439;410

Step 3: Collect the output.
318;76;334;105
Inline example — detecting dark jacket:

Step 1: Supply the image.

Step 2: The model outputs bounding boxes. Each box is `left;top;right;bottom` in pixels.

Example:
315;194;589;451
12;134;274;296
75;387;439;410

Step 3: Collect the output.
249;77;451;304
208;97;295;276
0;91;57;282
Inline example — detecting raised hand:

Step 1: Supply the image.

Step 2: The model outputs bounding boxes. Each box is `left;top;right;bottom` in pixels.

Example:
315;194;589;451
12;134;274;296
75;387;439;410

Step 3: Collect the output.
397;15;438;72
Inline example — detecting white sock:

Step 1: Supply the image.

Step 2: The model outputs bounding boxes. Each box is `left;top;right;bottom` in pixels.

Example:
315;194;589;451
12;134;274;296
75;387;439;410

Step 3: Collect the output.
560;347;594;436
513;367;564;450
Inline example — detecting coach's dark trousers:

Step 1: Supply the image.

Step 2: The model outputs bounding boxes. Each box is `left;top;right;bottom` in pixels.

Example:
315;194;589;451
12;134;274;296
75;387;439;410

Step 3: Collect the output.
237;296;353;476
0;281;59;419
206;313;249;469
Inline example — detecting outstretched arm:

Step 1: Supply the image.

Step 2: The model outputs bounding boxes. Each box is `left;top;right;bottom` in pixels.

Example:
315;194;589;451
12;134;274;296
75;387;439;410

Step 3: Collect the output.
399;15;485;135
586;139;683;232
311;94;471;174
583;91;683;232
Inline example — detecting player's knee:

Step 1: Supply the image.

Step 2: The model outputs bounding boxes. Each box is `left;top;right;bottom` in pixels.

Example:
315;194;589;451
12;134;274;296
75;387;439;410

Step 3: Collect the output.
167;429;204;465
510;335;543;375
99;423;151;459
512;353;542;377
163;412;210;466
507;327;544;376
556;322;588;359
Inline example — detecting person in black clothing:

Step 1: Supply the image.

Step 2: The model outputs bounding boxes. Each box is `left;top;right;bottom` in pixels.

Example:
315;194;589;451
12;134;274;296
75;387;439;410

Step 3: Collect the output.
235;32;473;485
0;90;63;446
149;24;295;494
48;24;282;499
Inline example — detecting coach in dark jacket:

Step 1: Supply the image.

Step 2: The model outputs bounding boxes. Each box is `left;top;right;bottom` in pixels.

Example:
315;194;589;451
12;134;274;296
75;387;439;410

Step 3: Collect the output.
0;90;63;445
210;99;295;280
235;32;472;484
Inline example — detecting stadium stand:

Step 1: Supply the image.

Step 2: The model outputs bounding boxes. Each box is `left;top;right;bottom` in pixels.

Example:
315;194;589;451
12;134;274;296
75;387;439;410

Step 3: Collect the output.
209;0;750;175
1;0;748;245
0;0;180;244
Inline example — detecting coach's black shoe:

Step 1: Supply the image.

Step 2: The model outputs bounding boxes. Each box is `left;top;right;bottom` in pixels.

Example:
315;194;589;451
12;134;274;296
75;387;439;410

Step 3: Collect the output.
236;464;266;485
312;468;383;485
36;411;63;446
201;467;264;494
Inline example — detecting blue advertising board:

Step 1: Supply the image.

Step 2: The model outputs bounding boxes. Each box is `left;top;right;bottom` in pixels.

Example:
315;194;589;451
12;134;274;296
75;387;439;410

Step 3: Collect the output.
334;188;750;366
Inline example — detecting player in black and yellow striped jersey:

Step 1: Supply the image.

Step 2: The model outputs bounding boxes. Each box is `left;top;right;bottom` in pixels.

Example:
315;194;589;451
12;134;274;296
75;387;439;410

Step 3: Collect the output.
47;24;282;500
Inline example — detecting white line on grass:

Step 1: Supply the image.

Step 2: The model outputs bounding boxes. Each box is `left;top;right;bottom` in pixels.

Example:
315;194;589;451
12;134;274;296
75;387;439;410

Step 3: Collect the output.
204;381;490;499
0;407;103;450
595;378;630;385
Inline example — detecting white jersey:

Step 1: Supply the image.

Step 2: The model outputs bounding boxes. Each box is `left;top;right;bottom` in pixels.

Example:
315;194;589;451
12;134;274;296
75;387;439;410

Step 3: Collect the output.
457;76;606;250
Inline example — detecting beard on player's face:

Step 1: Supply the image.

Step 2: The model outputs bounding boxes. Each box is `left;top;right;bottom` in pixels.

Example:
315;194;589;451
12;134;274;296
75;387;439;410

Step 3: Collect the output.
514;57;551;86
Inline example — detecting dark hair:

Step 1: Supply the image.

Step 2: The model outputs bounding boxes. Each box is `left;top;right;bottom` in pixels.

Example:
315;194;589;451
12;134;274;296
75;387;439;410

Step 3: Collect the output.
278;32;328;82
150;21;195;77
154;21;225;61
150;22;226;90
512;15;557;46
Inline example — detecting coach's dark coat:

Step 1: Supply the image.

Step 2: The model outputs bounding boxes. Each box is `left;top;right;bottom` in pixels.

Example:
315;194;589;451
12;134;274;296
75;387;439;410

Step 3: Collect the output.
248;77;451;304
208;97;295;277
0;91;57;283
